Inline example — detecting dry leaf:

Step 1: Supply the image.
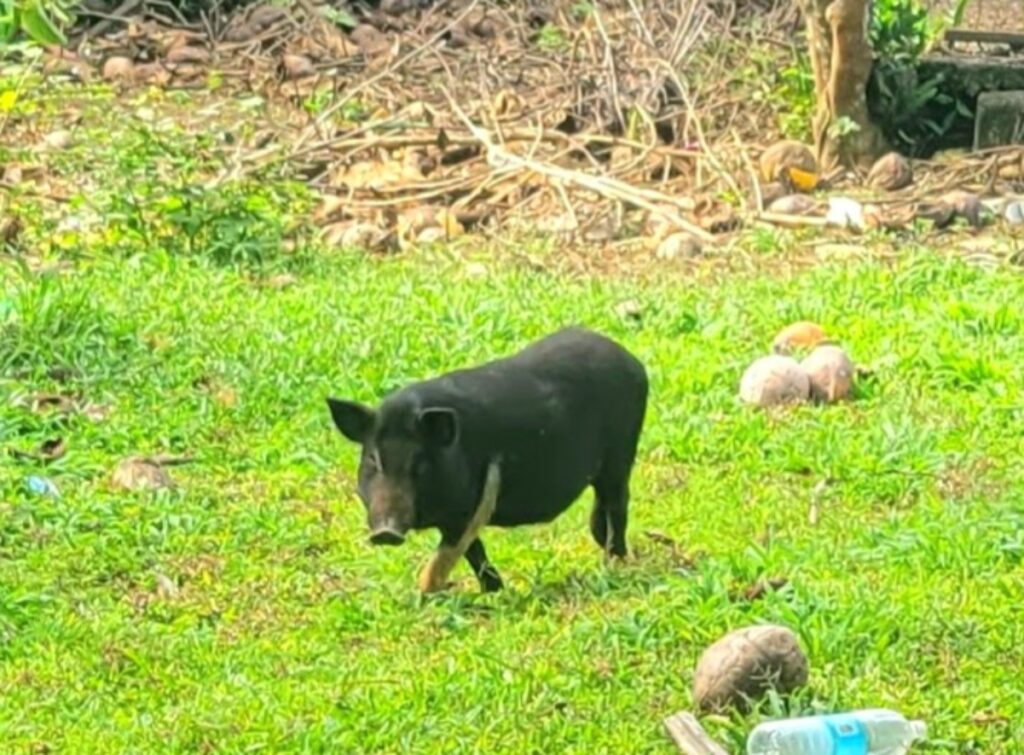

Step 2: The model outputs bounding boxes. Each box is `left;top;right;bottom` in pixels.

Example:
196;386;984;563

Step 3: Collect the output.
155;572;180;599
111;458;175;492
350;24;390;57
166;45;210;65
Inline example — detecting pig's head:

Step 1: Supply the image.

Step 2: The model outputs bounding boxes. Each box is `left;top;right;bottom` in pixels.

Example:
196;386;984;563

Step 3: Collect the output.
326;396;460;546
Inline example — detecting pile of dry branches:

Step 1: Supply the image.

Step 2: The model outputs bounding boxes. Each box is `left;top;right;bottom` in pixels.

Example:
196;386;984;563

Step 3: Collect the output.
34;0;1024;253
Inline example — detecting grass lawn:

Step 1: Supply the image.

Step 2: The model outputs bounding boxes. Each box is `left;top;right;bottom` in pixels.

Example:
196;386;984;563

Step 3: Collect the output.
2;81;1024;754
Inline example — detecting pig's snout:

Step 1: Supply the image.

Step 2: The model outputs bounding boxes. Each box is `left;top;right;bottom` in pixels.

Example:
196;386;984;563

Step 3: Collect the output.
368;526;407;546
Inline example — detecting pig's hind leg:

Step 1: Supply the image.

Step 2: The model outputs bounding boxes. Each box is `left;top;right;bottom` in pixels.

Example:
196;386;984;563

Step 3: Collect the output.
589;460;634;559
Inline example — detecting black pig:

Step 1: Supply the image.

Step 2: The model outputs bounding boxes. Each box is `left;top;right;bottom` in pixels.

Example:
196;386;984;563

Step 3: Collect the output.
326;326;648;593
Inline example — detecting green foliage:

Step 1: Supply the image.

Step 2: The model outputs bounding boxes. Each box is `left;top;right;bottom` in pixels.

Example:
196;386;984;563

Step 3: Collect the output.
869;0;932;60
867;0;976;156
536;22;569;52
0;0;74;45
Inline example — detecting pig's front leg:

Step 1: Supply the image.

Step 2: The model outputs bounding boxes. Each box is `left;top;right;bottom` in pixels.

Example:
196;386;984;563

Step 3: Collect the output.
465;539;503;592
418;459;501;594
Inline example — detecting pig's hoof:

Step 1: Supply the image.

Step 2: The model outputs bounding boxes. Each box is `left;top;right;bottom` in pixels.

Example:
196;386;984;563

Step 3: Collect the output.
418;570;452;594
478;567;504;593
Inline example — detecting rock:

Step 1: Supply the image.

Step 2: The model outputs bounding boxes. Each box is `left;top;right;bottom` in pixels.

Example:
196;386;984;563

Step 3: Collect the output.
656;233;702;260
939;190;984;228
1005;200;1024;225
739;355;810;408
800;345;854;403
867;152;913;191
102;56;135;81
759;141;817;186
693;624;809;713
974;91;1024;150
772;321;827;354
826;197;865;230
768;194;817;215
758;181;789;207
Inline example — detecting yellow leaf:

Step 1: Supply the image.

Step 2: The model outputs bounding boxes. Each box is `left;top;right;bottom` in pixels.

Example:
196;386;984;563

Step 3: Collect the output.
0;90;18;113
787;166;818;192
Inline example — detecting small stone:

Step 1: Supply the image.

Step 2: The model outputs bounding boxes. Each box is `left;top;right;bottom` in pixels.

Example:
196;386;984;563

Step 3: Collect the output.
693;624;809;713
826;197;865;230
768;194;817;215
867;152;913;191
615;299;642;323
739;355;810;408
1004;200;1024;226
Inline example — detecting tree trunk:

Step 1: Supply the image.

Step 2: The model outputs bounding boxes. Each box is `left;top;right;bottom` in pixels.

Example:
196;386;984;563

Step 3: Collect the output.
798;0;888;171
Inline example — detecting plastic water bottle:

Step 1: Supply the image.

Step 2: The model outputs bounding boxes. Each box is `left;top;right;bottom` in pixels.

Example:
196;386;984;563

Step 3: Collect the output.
747;709;927;755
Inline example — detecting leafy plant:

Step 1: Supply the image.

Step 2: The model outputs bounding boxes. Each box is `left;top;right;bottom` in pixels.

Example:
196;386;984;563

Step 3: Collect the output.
867;0;975;155
0;0;75;45
869;0;932;60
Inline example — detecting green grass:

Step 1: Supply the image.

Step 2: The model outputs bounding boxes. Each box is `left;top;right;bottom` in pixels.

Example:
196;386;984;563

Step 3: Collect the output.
2;77;1024;754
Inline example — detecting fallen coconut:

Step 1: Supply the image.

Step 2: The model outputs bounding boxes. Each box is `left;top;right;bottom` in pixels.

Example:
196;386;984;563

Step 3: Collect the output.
102;56;135;82
656;233;702;260
939;190;984;228
801;344;855;403
772;321;827;355
759;141;817;187
867;152;913;191
739;355;810;408
693;624;809;713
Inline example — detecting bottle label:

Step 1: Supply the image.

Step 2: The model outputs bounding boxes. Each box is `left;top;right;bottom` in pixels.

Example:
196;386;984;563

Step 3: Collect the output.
824;714;869;755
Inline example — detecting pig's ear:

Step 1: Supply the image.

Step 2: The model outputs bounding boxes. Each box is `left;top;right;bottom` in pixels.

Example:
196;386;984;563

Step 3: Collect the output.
326;398;375;444
417;407;458;448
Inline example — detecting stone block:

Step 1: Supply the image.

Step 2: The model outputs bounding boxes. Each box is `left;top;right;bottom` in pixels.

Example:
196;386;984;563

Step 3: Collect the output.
974;90;1024;150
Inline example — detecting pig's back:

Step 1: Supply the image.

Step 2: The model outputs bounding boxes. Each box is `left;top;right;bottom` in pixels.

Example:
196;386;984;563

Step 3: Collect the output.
425;327;648;524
